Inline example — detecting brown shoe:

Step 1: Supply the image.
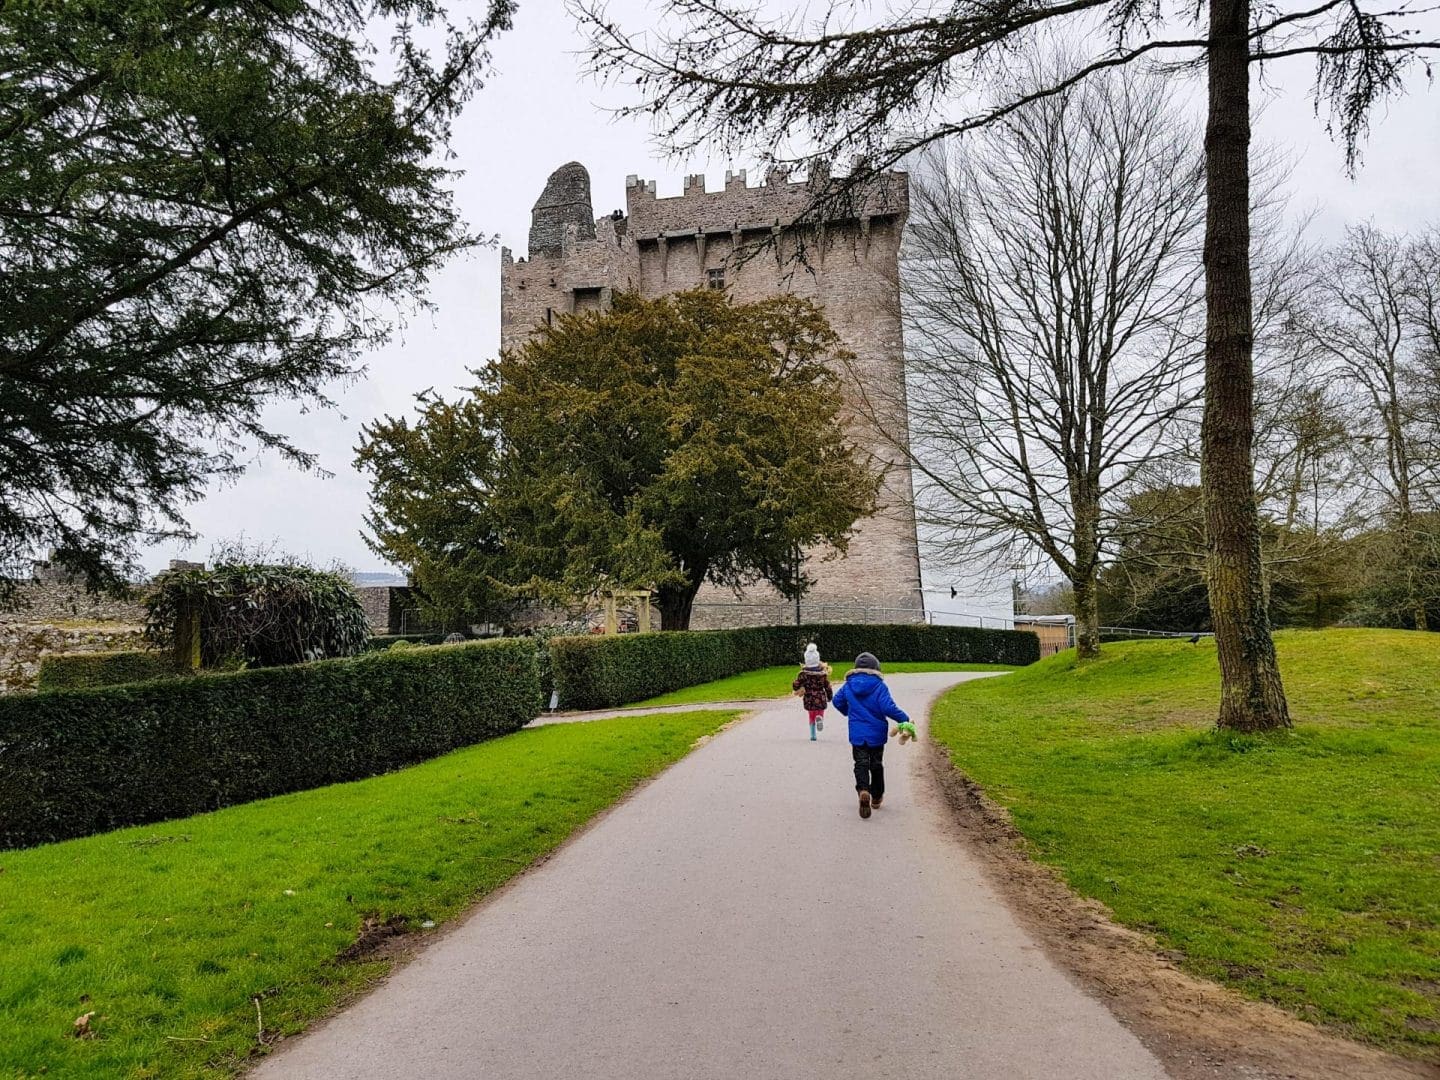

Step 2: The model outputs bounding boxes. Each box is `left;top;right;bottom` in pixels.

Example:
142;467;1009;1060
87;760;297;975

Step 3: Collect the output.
872;796;884;809
858;790;872;819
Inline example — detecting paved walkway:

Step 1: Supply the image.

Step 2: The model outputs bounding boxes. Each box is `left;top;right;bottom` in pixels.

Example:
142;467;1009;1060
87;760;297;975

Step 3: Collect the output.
253;673;1170;1080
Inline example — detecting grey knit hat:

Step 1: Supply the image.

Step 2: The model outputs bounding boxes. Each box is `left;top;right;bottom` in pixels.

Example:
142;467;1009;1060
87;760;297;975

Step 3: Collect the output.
854;651;881;672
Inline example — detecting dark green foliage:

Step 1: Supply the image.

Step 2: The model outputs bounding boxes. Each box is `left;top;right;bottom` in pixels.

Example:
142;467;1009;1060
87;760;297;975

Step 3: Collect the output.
365;633;449;649
146;561;370;667
35;651;177;692
358;289;880;631
550;623;1039;709
0;639;540;849
355;391;515;632
529;620;595;698
0;0;515;595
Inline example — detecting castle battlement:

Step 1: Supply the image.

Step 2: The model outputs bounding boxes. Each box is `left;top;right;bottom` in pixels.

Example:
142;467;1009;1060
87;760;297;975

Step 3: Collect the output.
621;167;907;242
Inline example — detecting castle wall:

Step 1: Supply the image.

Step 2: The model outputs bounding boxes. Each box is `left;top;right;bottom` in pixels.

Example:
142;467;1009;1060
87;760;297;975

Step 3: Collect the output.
500;215;640;354
499;165;925;627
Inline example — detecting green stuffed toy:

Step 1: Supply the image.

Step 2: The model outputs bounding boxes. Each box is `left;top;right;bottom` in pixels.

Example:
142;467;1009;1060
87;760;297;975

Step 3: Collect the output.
896;721;918;744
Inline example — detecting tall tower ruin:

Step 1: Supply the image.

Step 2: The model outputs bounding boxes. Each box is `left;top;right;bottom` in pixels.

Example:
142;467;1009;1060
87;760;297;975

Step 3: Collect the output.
500;162;924;627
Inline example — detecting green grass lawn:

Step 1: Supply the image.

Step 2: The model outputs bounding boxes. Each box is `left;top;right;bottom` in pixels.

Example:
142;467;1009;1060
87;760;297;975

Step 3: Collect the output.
931;629;1440;1058
0;710;737;1080
632;661;1014;707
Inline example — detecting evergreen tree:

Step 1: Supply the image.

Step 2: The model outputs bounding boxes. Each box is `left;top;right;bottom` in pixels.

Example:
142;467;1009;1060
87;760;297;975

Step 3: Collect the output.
0;0;514;596
359;290;880;630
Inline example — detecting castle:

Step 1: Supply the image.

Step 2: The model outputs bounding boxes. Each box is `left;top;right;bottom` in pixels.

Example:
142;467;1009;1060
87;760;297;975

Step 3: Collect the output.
500;162;924;628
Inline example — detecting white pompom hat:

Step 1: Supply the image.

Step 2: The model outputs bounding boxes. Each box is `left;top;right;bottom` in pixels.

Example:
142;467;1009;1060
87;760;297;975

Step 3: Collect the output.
804;642;821;666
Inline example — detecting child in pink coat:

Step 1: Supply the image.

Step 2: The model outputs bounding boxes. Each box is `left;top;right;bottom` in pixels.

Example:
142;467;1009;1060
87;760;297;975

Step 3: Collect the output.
791;642;833;741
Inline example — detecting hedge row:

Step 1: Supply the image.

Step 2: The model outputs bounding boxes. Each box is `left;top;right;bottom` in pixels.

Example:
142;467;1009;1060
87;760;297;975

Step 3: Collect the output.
365;633;449;649
549;622;1039;710
0;638;541;850
36;650;179;691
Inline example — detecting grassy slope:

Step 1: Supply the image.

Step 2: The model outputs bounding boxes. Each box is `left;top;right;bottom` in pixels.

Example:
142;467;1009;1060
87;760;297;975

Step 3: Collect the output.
931;629;1440;1057
633;661;1013;708
0;710;737;1080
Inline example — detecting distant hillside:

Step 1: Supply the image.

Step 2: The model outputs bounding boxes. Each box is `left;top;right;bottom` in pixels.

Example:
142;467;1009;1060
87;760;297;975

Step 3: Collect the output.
348;572;407;588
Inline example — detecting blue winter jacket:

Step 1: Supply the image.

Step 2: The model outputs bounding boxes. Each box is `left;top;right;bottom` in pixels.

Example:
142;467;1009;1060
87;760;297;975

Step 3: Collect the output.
832;670;910;746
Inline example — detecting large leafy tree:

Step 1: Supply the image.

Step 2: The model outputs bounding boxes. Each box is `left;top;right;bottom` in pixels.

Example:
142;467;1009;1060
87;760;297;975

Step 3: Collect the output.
0;0;515;596
359;290;879;630
574;0;1439;729
357;392;512;632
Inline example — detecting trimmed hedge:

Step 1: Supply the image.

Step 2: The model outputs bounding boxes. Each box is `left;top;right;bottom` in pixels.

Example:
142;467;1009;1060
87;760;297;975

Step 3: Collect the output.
1;638;540;850
365;633;449;650
36;650;179;691
550;622;1040;710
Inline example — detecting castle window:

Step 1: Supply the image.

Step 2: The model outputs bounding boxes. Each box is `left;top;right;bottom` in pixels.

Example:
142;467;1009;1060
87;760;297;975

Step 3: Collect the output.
706;267;726;290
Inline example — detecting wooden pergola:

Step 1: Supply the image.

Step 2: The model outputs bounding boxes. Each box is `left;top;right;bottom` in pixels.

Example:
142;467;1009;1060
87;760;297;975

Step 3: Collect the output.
601;589;654;634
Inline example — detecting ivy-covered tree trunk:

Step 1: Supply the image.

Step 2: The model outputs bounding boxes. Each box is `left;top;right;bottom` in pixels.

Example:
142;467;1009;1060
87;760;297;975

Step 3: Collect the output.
1071;497;1103;659
656;581;701;631
1072;575;1102;660
1202;0;1292;731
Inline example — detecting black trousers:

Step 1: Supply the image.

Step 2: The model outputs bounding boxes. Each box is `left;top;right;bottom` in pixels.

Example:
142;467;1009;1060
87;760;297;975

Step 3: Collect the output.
852;743;885;799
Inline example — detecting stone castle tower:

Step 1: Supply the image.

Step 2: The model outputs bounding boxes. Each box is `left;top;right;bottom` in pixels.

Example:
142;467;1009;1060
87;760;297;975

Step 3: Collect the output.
500;162;924;627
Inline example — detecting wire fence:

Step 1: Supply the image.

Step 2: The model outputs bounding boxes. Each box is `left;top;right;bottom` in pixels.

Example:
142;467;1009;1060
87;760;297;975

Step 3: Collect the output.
1099;626;1213;640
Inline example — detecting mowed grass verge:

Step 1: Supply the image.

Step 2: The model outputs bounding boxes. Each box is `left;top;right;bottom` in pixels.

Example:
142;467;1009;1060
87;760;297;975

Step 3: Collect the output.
633;661;1014;708
0;709;738;1080
931;629;1440;1058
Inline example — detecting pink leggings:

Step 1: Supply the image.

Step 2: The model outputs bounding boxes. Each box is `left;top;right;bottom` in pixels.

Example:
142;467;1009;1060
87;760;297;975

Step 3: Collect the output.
807;710;824;724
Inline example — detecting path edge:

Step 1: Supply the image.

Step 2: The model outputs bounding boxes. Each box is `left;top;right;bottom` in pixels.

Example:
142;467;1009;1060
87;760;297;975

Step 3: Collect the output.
920;737;1440;1080
243;706;755;1074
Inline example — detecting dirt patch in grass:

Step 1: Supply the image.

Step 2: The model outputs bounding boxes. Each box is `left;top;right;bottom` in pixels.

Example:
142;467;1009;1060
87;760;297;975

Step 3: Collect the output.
923;742;1440;1080
334;915;414;965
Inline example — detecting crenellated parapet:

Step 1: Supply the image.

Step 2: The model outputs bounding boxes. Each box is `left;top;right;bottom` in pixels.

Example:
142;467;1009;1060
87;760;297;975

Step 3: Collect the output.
623;167;908;241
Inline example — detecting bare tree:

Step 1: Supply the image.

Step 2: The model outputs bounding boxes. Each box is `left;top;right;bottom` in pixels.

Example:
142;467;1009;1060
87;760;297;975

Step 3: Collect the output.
1294;223;1440;628
574;0;1440;729
857;63;1204;658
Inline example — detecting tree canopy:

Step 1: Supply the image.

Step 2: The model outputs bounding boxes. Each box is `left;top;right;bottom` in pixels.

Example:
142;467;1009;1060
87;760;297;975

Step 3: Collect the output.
359;289;880;630
0;0;514;597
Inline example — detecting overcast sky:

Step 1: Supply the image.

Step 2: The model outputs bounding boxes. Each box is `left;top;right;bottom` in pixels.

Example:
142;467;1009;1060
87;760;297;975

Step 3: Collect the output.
138;2;1440;576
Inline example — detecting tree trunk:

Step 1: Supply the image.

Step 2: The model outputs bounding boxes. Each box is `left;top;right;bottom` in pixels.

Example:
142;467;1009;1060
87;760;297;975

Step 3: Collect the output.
656;582;700;631
1072;501;1102;660
1202;0;1292;730
1072;574;1101;660
1398;507;1429;631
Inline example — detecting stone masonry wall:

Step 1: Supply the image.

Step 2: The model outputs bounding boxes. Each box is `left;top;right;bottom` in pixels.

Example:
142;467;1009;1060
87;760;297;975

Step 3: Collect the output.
0;623;147;694
0;583;149;625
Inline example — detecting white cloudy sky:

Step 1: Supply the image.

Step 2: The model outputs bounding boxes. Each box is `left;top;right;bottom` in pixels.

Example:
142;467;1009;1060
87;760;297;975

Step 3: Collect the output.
138;2;1440;576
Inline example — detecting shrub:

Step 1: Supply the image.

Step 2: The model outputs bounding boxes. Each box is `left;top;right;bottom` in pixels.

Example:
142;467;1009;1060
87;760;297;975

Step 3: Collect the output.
549;623;1039;710
528;620;596;699
146;560;370;667
0;638;540;849
365;633;448;649
36;650;177;691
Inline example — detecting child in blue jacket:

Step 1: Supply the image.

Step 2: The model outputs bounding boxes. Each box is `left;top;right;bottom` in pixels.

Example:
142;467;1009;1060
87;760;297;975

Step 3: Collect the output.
831;652;914;818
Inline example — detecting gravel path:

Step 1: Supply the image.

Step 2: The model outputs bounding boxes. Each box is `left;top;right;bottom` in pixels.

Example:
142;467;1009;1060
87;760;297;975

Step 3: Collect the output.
252;672;1170;1080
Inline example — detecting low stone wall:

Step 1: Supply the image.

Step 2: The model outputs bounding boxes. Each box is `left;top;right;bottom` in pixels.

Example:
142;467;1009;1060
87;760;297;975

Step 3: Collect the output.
0;623;146;694
689;601;927;630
